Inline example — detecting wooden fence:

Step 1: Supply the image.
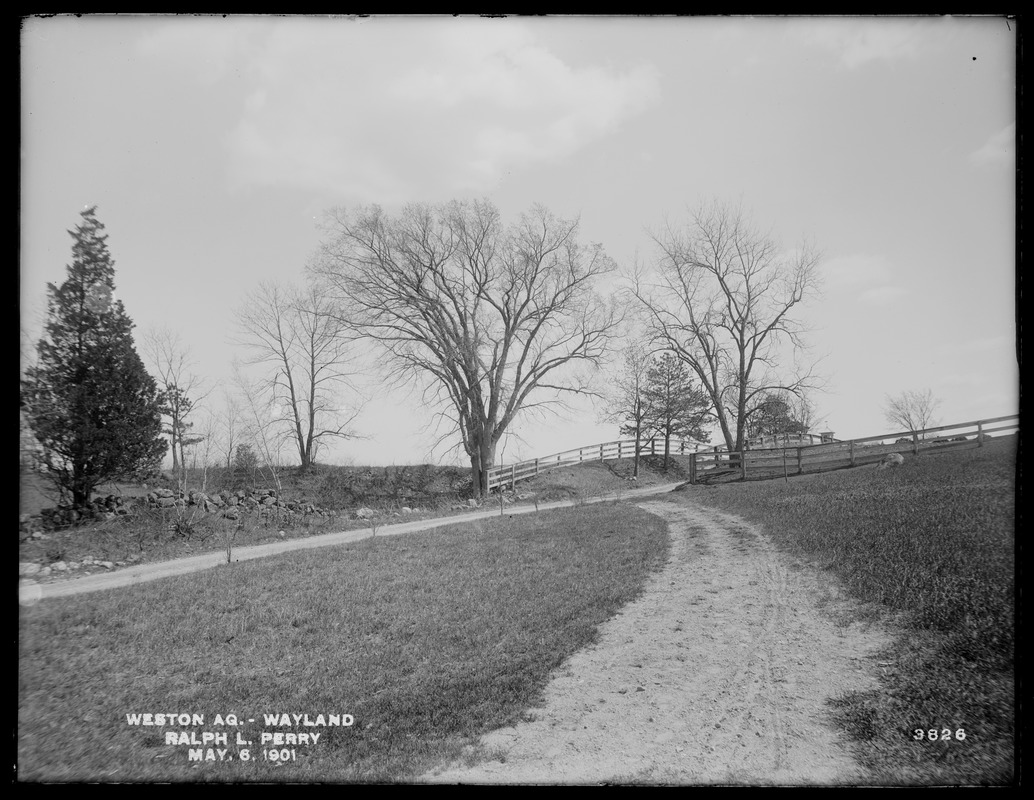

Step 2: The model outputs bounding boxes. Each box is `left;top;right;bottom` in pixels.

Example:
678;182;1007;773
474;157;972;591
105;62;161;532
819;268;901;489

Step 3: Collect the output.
486;436;711;492
687;414;1019;484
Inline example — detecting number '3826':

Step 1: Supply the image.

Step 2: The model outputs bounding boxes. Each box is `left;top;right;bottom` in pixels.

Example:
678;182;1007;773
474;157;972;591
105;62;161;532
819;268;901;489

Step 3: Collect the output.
914;728;966;741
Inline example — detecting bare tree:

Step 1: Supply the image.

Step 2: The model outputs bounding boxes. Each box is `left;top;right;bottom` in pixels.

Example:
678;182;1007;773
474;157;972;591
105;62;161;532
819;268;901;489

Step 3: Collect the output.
142;328;209;481
230;363;288;493
883;389;941;437
601;341;653;479
313;199;622;497
216;392;245;470
235;281;361;471
633;200;822;453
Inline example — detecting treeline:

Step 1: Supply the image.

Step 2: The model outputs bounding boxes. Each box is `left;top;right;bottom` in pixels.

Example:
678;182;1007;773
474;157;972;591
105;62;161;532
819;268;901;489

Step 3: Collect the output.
22;198;829;510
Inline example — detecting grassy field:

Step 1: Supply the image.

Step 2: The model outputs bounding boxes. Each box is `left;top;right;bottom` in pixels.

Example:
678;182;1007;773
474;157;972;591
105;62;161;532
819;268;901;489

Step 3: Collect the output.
678;436;1016;785
18;503;668;783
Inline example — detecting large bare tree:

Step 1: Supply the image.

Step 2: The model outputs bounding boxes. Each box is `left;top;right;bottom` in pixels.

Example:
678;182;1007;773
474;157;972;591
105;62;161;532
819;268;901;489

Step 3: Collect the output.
236;281;361;471
313;199;622;496
633;200;822;453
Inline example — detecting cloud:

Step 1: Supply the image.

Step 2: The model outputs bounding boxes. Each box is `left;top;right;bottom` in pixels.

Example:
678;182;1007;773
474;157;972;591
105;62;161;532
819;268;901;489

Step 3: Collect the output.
970;122;1015;166
858;285;908;304
821;254;906;305
821;253;894;287
794;18;934;69
158;18;662;201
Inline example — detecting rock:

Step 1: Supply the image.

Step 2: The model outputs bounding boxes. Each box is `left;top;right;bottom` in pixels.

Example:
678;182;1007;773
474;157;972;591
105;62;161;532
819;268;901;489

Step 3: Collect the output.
98;561;114;570
877;452;905;470
467;499;479;508
38;566;52;577
354;507;375;520
19;562;41;577
52;561;68;572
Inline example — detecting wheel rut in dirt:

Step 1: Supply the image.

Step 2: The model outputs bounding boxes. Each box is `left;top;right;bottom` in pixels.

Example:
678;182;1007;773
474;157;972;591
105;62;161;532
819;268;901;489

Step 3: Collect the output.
424;499;893;785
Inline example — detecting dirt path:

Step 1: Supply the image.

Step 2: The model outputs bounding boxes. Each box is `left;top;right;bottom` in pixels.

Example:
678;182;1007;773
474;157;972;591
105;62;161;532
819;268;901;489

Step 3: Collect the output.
423;499;894;786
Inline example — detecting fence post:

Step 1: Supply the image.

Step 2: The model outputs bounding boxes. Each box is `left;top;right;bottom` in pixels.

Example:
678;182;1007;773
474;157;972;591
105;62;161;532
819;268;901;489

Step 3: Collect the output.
618;441;623;459
978;421;984;446
600;444;605;461
535;458;539;476
511;464;516;491
689;453;696;484
849;439;855;467
912;432;919;455
740;450;747;480
797;447;803;475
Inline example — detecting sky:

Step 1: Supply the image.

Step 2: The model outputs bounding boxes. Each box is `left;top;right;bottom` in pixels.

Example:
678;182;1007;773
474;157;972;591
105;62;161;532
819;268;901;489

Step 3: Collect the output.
20;15;1018;469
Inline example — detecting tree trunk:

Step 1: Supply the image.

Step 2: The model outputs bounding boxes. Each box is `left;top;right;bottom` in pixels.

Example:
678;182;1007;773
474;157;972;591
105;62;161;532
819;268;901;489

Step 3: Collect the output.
470;437;497;498
633;421;641;478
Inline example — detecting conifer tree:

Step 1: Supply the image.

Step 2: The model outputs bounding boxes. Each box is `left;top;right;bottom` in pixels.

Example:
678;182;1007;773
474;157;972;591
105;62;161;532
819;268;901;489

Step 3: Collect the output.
21;207;167;509
642;352;711;471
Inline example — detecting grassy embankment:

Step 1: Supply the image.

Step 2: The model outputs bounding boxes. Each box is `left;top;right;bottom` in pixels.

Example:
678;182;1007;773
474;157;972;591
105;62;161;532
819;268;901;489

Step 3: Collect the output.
680;436;1016;785
19;456;687;574
18;503;668;783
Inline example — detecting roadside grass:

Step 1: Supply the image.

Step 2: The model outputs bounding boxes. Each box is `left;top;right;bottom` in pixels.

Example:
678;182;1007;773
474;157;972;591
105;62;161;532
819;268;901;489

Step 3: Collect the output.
678;437;1016;785
18;503;668;783
20;456;688;579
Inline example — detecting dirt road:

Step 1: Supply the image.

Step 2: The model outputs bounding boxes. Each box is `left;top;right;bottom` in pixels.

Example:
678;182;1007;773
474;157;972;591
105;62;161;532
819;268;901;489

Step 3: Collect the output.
424;499;893;786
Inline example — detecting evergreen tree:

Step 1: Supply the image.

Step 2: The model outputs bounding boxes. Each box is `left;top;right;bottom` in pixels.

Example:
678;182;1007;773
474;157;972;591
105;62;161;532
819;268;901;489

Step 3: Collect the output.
232;443;259;488
21;206;167;509
745;390;811;443
643;353;711;471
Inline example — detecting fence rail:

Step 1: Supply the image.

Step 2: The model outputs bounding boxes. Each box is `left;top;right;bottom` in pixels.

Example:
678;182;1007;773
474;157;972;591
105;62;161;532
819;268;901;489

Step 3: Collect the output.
688;414;1019;484
486;436;711;492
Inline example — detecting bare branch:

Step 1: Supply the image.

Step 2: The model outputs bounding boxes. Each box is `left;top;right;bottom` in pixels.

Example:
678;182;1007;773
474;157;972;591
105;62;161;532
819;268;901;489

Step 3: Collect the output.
631;199;824;451
311;199;622;495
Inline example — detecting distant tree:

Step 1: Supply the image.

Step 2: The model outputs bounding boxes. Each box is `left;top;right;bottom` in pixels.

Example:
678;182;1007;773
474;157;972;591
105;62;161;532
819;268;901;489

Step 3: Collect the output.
142;327;208;483
232;443;259;488
642;352;711;470
602;342;652;478
883;389;941;438
235;281;361;472
216;393;245;470
21;206;167;508
745;390;811;442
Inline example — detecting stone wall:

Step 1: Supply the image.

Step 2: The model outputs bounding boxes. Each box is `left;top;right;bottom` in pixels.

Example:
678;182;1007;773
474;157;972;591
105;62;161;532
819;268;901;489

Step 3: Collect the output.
20;486;339;535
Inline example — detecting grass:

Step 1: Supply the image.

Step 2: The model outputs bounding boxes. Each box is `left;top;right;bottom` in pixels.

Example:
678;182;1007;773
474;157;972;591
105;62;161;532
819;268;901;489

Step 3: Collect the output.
20;455;690;576
18;502;668;783
677;437;1016;785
